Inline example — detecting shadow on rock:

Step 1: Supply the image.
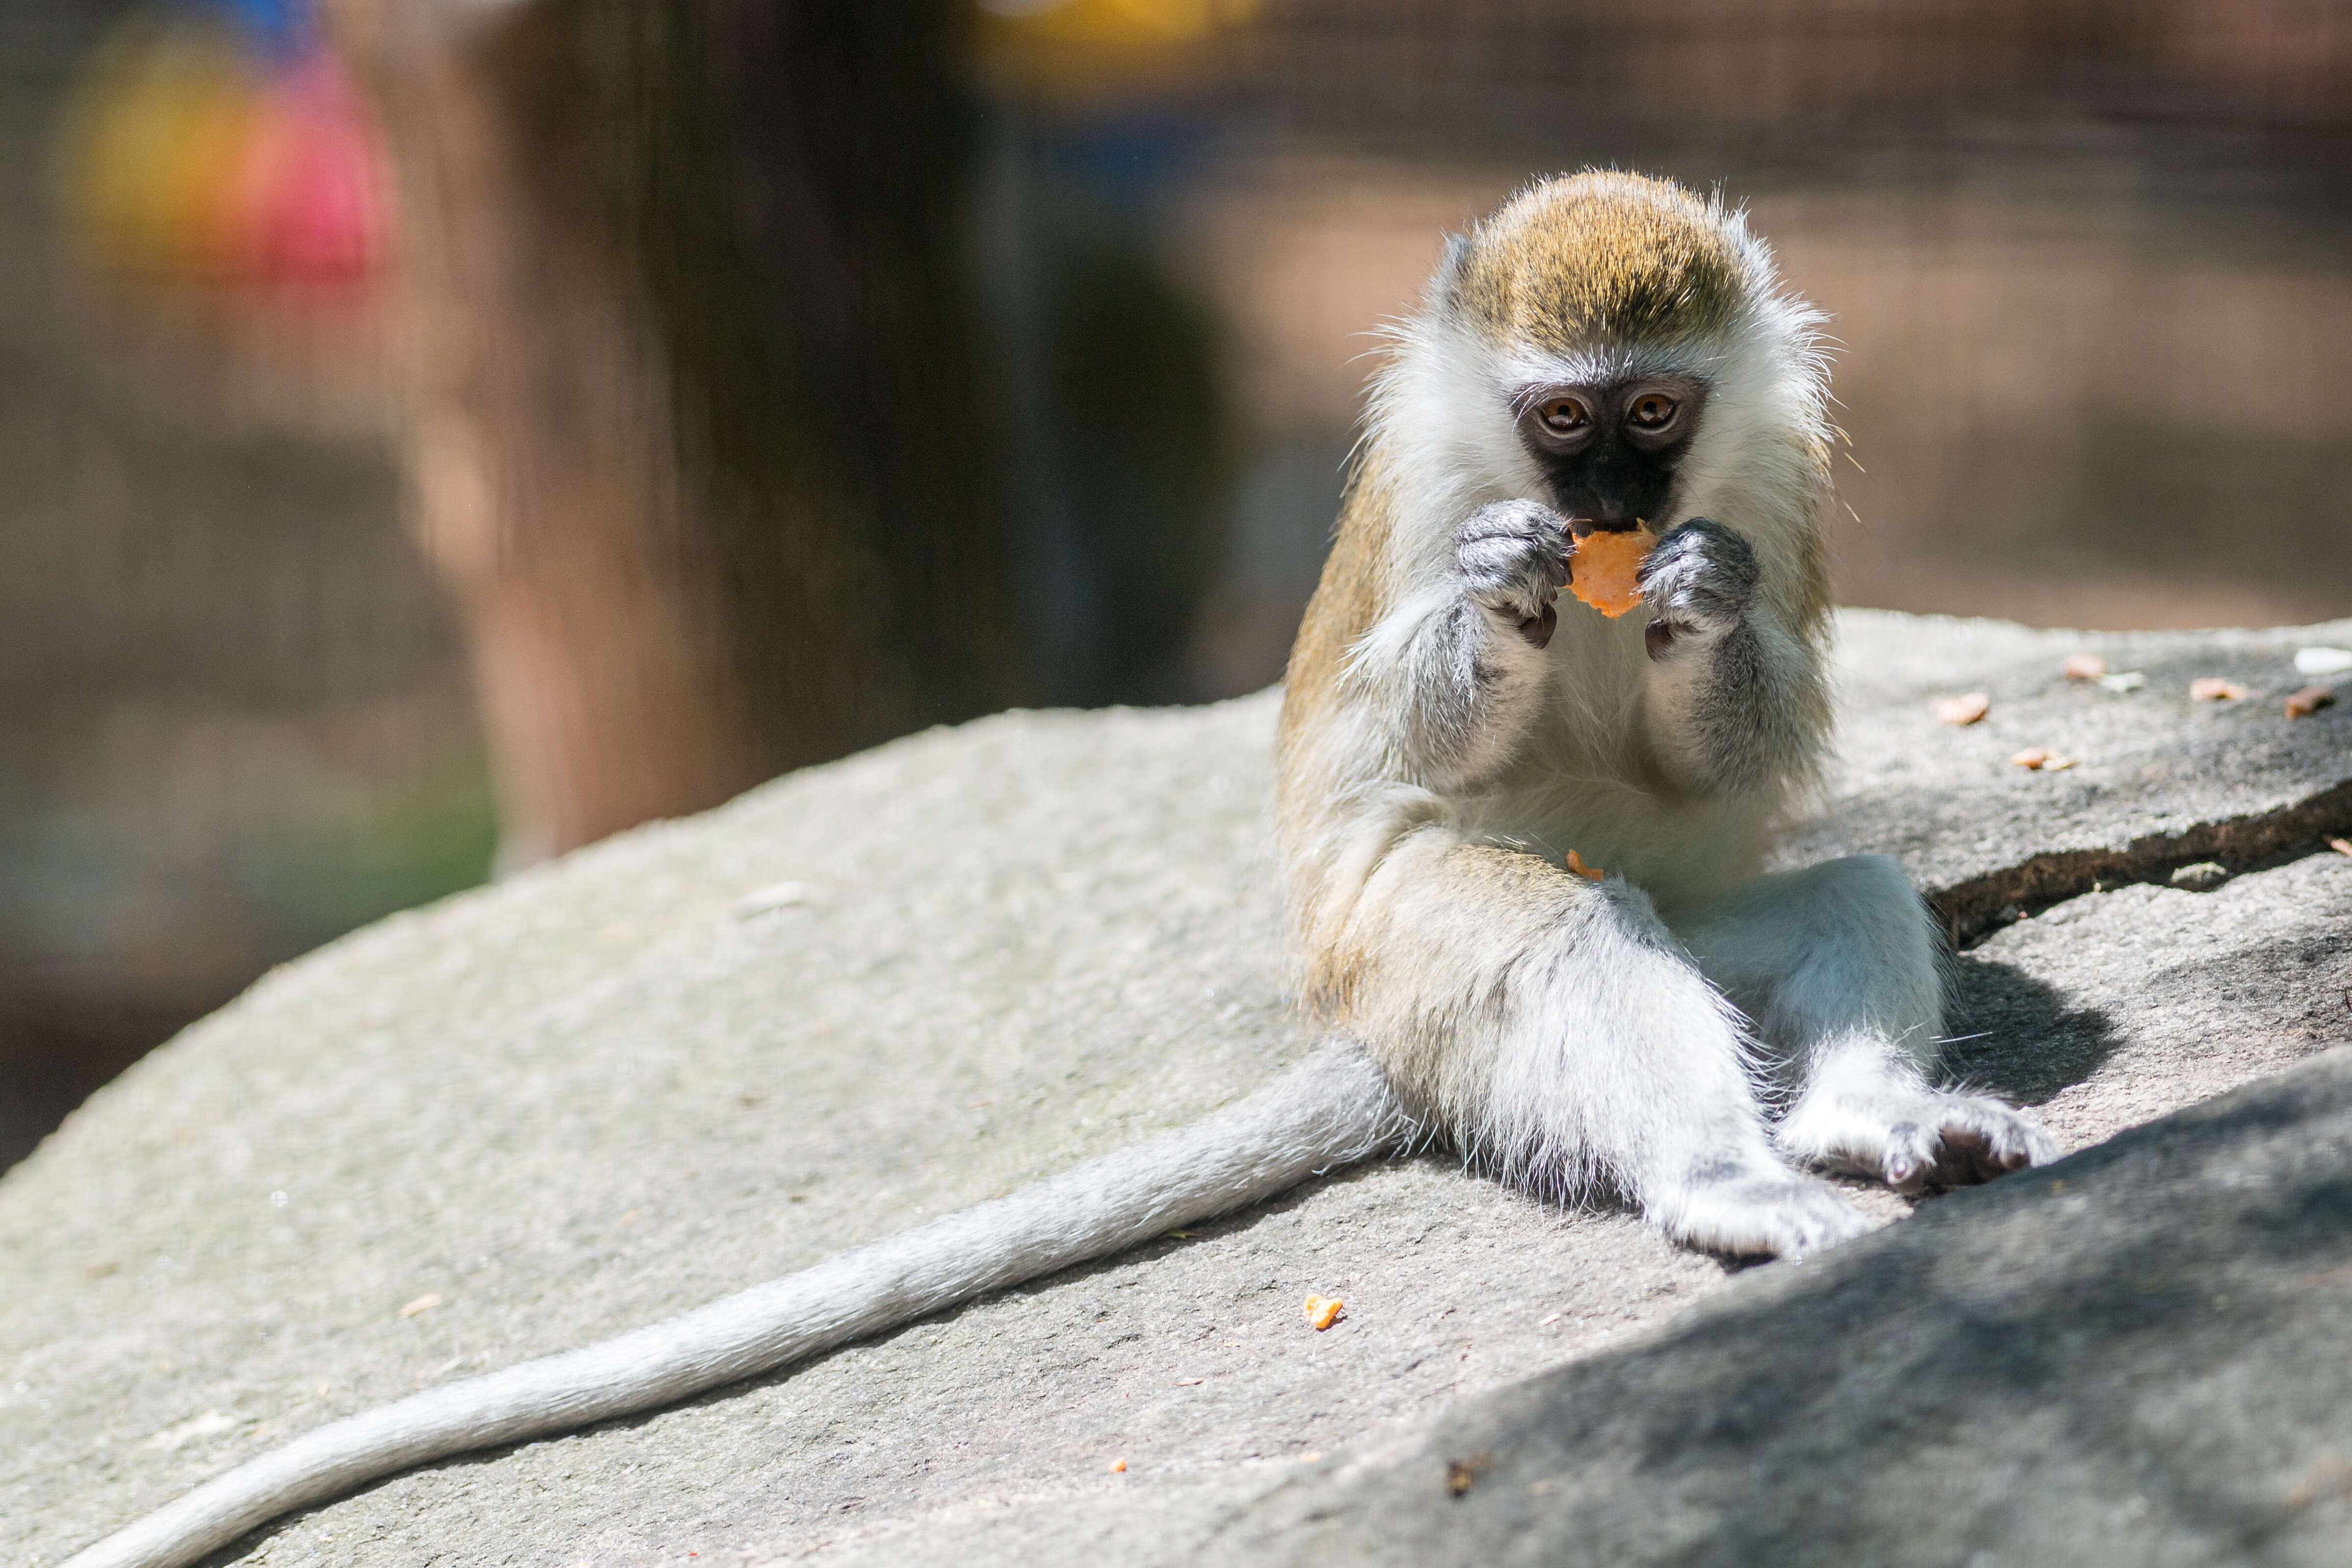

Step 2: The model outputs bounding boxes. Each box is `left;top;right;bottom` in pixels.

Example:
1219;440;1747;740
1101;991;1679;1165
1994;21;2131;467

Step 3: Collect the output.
1241;1048;2352;1568
1943;953;2117;1104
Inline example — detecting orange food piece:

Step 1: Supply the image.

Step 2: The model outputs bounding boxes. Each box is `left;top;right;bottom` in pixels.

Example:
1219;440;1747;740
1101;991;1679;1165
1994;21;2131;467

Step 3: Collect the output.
2190;677;2250;702
2286;685;2335;719
1303;1295;1343;1331
1568;524;1658;618
1931;692;1989;726
2011;748;2050;769
1565;850;1605;882
1108;1458;1127;1473
2063;653;2106;682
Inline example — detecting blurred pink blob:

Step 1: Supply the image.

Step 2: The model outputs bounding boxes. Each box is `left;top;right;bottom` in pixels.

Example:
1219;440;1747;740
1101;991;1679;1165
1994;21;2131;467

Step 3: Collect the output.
224;56;389;287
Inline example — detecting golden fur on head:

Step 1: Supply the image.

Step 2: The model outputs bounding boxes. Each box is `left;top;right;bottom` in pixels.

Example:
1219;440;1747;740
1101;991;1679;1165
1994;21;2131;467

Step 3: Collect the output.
1450;172;1746;352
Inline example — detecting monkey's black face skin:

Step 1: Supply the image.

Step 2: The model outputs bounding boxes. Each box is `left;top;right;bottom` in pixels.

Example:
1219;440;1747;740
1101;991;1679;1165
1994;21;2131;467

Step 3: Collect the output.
1513;377;1708;533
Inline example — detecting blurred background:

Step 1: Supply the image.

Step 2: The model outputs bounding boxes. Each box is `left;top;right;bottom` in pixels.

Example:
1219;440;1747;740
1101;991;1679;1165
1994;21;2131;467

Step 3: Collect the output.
4;0;2350;1170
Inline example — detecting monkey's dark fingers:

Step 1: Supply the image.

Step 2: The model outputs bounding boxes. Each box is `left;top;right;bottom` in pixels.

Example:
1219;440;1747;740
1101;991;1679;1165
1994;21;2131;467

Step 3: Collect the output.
64;1044;1416;1568
1458;528;1568;587
1637;517;1759;638
1455;496;1572;549
1457;509;1573;626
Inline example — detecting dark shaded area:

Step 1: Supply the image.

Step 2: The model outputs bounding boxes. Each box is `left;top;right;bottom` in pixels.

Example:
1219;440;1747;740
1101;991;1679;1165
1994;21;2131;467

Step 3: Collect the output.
1245;1047;2352;1566
0;991;215;1183
1004;183;1232;705
1942;954;2118;1105
1244;0;2352;193
2072;421;2352;585
549;0;1029;744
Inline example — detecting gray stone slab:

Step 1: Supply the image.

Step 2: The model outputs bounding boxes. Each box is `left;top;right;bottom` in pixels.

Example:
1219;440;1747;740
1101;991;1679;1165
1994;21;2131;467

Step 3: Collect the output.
1947;850;2352;1152
1786;611;2352;935
1200;1042;2352;1568
745;846;2352;1568
7;612;2350;1568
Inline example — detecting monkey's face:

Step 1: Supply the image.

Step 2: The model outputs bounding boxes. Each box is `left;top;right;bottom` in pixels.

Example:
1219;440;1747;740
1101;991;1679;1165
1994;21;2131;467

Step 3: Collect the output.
1511;375;1707;535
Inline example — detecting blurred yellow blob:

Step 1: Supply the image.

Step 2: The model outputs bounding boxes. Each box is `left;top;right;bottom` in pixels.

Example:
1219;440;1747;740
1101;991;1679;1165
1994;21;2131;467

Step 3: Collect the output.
981;0;1262;44
976;0;1262;99
61;20;266;282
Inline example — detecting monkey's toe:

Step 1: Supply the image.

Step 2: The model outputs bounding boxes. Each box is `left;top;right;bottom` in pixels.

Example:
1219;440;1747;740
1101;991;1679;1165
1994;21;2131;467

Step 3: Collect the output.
1782;1085;2057;1197
1866;1097;2056;1195
1657;1160;1879;1261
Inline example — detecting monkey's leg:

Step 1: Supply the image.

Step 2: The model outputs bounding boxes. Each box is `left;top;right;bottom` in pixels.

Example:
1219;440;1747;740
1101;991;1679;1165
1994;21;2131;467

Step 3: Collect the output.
1339;830;1874;1258
1683;855;2057;1195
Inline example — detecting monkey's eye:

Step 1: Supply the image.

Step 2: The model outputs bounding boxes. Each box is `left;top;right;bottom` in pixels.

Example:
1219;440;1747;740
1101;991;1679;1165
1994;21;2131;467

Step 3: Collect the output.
1537;395;1590;435
1627;392;1678;431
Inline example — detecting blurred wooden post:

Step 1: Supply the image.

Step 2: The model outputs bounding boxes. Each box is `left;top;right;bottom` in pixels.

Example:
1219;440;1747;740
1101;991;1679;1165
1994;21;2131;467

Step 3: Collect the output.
327;0;1025;866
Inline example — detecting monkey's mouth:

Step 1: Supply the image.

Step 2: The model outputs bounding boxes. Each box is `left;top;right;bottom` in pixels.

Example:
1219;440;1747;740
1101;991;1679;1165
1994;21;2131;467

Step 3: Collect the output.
1565;514;1650;538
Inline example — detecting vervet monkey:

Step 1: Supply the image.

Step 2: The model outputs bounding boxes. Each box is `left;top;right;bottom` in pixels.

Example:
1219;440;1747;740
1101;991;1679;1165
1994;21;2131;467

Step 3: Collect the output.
1276;171;2051;1257
68;172;2051;1568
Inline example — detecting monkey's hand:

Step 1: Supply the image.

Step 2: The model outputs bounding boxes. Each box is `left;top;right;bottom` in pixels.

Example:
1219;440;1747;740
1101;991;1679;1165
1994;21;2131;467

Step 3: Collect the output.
1637;517;1758;659
1360;499;1569;785
1631;516;1816;797
1457;499;1573;649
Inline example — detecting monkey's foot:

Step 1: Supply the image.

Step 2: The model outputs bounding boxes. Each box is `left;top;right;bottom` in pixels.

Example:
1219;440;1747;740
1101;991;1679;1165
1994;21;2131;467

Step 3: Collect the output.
1648;1157;1878;1260
1778;1086;2058;1197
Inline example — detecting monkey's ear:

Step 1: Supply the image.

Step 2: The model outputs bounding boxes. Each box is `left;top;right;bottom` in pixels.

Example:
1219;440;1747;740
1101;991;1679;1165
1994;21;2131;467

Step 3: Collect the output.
1428;231;1472;307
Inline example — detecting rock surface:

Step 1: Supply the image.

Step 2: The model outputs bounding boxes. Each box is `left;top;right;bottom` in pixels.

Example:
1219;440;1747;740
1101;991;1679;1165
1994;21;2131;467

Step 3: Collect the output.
1033;1047;2352;1568
1790;614;2352;935
5;610;2351;1567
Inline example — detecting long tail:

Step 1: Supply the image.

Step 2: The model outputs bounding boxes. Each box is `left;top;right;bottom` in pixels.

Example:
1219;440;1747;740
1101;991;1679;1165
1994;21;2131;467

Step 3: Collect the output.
67;1042;1412;1568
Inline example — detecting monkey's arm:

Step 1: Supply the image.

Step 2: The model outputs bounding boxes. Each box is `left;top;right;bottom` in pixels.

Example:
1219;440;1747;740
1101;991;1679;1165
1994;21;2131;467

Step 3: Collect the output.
65;1044;1411;1568
1345;498;1570;789
1633;518;1827;798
